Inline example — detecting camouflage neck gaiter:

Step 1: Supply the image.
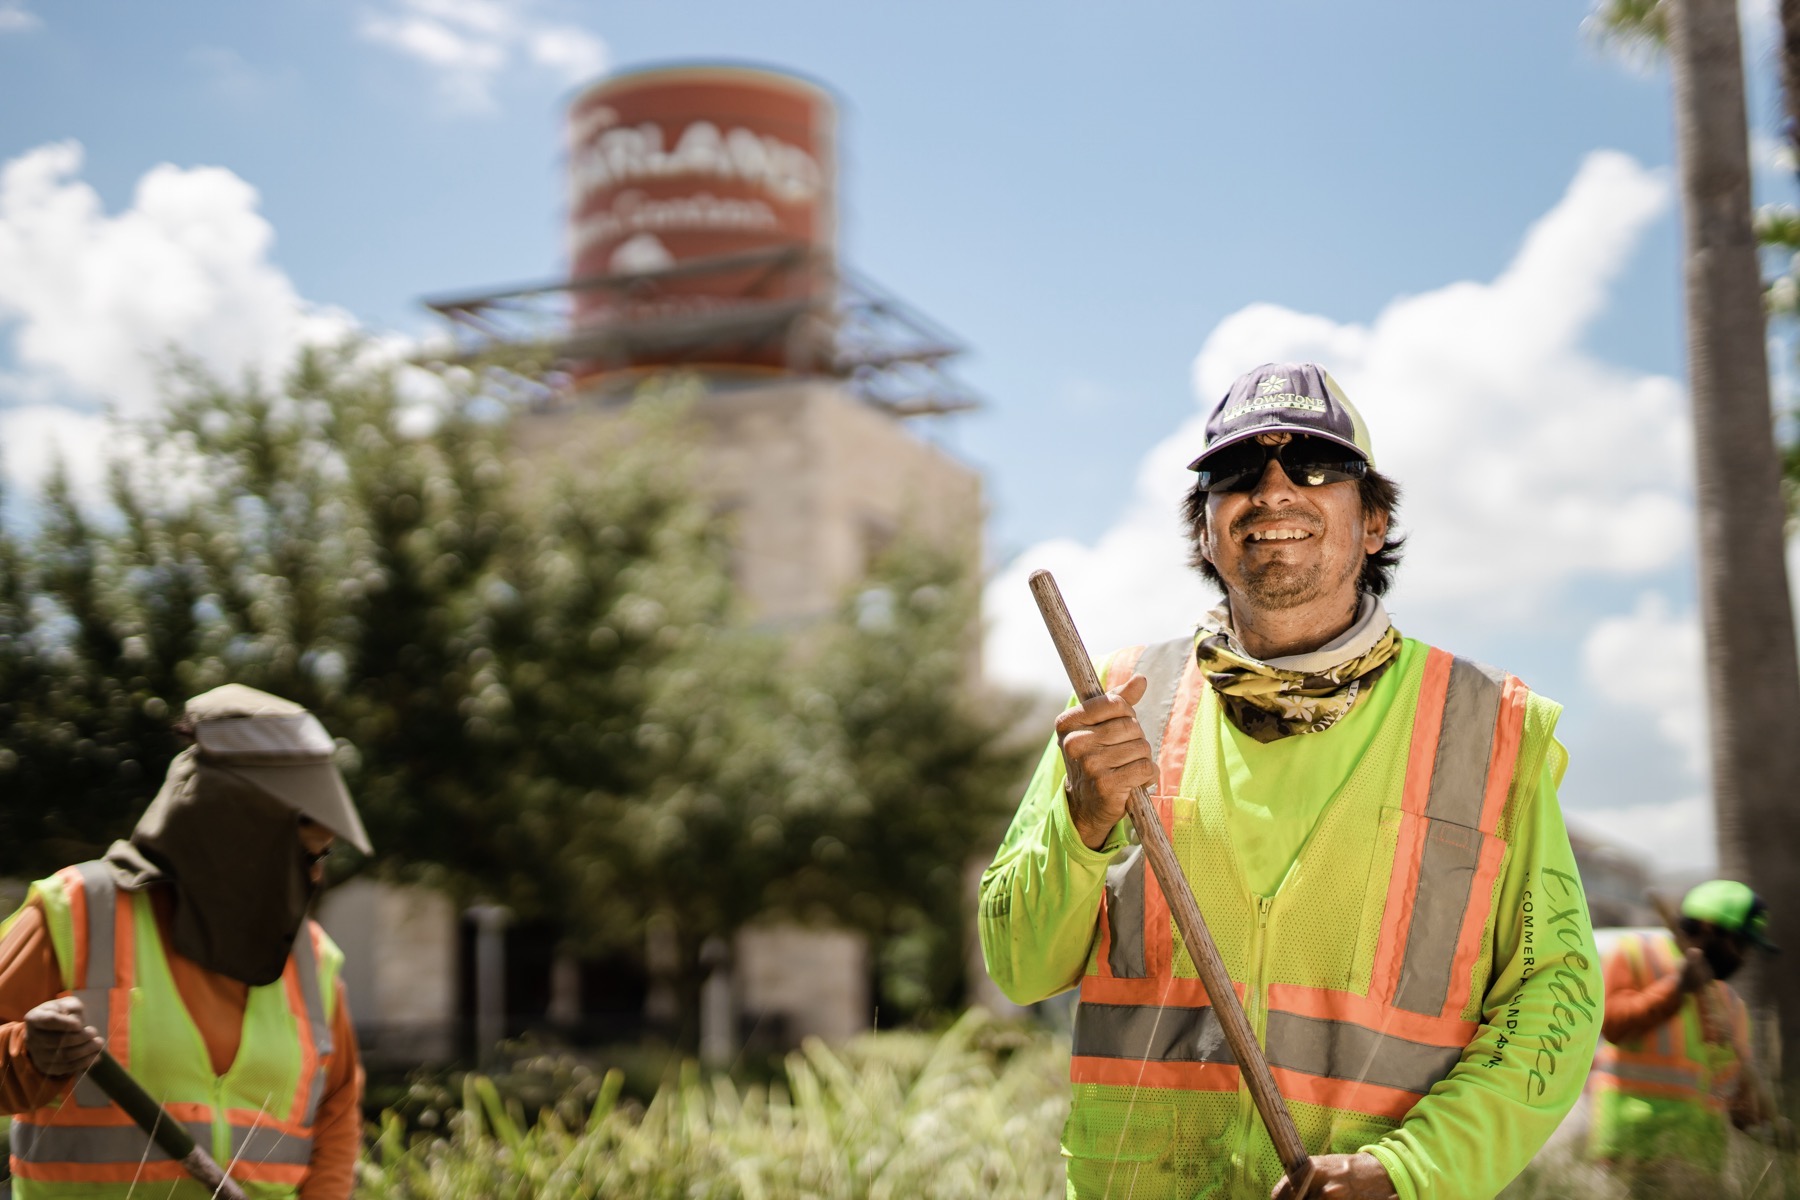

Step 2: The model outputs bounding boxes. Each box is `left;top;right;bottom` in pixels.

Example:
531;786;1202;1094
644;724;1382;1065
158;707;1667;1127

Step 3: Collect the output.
1195;595;1401;743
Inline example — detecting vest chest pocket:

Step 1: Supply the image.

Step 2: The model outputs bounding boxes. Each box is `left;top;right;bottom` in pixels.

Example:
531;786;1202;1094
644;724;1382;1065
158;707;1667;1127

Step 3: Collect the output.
1378;807;1503;1018
1062;1097;1174;1164
1348;808;1407;993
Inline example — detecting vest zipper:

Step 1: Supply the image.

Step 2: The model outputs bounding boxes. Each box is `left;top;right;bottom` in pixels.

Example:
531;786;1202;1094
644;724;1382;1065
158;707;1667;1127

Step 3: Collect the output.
1238;895;1275;1193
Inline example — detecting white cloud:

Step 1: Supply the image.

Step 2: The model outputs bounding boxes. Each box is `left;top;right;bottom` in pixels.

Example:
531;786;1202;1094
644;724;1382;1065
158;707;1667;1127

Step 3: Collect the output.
359;0;606;111
0;141;356;504
0;2;40;34
1569;795;1717;874
0;405;111;504
1581;591;1707;773
986;150;1683;696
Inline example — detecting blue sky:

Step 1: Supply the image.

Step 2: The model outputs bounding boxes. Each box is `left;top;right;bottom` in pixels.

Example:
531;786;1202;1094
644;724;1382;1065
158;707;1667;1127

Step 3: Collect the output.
0;0;1791;872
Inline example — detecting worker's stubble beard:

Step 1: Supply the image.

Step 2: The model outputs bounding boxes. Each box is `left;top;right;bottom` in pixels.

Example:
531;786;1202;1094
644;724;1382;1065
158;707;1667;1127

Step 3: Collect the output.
1225;514;1361;614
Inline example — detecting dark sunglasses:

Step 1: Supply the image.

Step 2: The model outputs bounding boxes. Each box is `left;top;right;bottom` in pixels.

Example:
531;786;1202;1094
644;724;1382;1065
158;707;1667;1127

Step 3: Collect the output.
1192;434;1369;493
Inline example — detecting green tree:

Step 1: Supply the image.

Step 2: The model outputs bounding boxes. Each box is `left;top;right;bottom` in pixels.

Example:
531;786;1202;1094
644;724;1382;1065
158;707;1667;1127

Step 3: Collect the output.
783;538;1035;1021
2;347;1033;1045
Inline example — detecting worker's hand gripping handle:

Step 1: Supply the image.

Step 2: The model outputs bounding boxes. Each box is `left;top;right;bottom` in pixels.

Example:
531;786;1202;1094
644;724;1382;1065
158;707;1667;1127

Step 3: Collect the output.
1029;569;1318;1198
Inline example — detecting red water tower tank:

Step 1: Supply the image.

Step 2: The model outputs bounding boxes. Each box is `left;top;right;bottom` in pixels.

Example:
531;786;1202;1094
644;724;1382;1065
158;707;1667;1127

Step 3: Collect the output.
565;64;837;376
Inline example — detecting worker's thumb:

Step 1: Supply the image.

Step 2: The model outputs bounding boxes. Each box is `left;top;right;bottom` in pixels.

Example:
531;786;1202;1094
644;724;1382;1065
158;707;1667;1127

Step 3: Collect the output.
1117;672;1150;707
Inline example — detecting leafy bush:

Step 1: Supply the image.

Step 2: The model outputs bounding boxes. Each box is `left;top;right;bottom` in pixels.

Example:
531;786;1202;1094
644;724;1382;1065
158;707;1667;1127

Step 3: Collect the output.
357;1009;1070;1200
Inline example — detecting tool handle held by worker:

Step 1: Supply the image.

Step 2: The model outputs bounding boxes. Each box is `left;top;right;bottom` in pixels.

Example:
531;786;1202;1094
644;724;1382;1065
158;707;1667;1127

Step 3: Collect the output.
1029;569;1318;1198
88;1051;249;1200
1648;892;1728;1027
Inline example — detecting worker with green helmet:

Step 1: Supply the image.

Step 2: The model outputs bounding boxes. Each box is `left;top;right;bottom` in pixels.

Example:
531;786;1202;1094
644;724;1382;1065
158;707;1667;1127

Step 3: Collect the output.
1591;879;1779;1180
980;363;1601;1200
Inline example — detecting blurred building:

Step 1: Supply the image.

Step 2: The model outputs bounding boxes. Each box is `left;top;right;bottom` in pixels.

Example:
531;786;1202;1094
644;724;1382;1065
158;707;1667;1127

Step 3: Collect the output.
1567;824;1656;929
426;64;983;624
333;63;988;1064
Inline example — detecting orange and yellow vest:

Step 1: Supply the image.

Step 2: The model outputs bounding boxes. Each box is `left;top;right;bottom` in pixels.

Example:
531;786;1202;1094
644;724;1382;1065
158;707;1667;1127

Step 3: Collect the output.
1589;930;1748;1166
7;861;342;1199
1063;637;1559;1198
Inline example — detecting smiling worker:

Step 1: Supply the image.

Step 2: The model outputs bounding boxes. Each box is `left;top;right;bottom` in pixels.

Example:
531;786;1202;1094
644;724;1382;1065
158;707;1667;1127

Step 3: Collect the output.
981;363;1602;1199
0;685;370;1200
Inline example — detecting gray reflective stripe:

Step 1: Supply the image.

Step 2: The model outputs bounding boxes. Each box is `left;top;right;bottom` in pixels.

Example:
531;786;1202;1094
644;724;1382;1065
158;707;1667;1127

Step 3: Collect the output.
1133;637;1193;766
71;861;117;1110
1104;848;1147;978
11;1119;211;1164
1265;1011;1462;1096
1423;658;1503;828
1099;637;1192;980
1393;658;1504;1017
1073;1001;1236;1064
292;924;331;1124
1602;1060;1702;1089
231;1122;315;1166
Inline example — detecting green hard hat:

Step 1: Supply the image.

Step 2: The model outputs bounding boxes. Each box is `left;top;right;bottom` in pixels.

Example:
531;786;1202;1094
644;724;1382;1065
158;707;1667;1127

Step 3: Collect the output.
1682;879;1779;952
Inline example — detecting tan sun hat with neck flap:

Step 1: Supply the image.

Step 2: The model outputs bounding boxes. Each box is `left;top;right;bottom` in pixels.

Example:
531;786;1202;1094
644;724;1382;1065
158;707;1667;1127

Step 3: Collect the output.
183;684;373;855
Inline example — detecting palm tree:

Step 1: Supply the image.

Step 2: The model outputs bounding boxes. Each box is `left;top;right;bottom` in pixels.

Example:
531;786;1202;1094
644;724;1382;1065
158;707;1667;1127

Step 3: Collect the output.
1666;0;1800;1090
1592;0;1800;1087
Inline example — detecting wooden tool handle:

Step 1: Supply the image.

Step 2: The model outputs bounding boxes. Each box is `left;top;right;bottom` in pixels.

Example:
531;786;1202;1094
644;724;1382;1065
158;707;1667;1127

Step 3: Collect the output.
88;1051;250;1200
1029;570;1317;1196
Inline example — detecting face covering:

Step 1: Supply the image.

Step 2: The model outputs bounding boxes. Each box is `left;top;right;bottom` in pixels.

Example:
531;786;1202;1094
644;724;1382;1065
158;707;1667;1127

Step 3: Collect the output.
1703;937;1745;981
1195;595;1402;742
105;749;316;987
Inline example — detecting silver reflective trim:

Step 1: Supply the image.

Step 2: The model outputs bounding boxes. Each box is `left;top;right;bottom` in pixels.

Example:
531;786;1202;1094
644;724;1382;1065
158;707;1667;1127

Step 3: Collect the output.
11;1120;211;1165
1393;657;1504;1016
1104;847;1147;978
1132;637;1193;767
1424;658;1503;828
291;924;331;1124
231;1122;314;1167
71;861;116;1110
1099;637;1191;981
1264;1011;1462;1096
1393;819;1486;1016
1072;1002;1236;1065
1603;1060;1702;1089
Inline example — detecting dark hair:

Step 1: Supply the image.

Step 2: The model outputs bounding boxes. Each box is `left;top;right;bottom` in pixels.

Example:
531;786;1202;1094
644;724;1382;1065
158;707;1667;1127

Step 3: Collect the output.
1182;467;1407;597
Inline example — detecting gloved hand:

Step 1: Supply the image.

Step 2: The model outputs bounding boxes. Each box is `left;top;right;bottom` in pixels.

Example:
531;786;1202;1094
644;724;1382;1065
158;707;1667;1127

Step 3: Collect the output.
23;995;104;1079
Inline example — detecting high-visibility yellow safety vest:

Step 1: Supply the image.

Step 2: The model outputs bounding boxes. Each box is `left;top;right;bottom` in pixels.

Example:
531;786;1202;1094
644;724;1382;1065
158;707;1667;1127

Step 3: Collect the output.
1064;637;1556;1198
1589;930;1748;1168
7;861;342;1199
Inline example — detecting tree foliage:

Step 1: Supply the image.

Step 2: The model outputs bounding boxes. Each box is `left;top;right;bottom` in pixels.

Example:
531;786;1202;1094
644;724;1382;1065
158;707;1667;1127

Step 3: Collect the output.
0;345;1028;1032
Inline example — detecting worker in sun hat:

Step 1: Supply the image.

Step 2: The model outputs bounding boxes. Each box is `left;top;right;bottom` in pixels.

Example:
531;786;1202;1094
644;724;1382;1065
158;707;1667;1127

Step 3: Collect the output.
1590;880;1779;1180
0;684;371;1199
980;363;1601;1199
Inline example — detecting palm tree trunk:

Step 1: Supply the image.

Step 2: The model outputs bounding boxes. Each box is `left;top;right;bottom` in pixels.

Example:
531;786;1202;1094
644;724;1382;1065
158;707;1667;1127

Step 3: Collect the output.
1783;0;1800;176
1668;0;1800;1088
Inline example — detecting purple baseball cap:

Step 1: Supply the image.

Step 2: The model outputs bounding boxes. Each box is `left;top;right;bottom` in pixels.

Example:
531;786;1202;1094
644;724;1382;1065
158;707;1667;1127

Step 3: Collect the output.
1187;363;1376;472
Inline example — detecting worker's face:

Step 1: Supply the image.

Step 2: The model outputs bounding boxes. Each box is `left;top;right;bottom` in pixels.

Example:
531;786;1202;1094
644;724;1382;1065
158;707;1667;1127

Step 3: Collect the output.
298;817;336;887
1699;925;1751;981
1197;454;1386;615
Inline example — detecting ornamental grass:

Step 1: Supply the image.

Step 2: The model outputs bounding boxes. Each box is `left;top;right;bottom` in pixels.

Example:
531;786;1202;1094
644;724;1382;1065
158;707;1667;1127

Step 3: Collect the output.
354;1008;1070;1199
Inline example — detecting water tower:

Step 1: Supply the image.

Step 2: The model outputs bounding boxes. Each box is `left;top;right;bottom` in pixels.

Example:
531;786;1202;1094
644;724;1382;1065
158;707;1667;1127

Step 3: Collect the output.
424;61;983;621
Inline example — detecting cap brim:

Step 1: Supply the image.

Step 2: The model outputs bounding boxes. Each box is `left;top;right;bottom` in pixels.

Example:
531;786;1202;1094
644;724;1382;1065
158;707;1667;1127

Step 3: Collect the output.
225;761;373;855
1187;426;1372;473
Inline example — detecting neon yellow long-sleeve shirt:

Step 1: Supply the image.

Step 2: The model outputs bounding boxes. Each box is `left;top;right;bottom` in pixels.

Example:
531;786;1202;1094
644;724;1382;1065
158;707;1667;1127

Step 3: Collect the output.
978;654;1602;1200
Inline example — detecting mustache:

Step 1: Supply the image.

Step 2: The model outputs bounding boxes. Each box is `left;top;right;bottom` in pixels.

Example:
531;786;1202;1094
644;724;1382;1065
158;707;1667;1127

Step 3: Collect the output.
1232;511;1325;540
